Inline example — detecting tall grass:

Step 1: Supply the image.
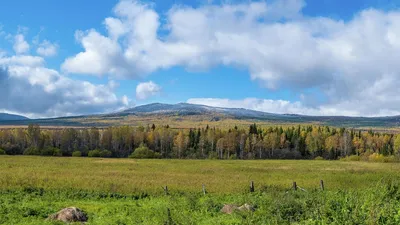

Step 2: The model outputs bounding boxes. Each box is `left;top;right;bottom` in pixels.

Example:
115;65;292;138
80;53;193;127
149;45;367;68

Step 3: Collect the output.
2;156;400;224
1;156;400;194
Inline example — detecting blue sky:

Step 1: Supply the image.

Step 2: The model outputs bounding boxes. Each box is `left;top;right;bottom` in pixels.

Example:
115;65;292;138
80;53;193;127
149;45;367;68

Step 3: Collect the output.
1;0;400;118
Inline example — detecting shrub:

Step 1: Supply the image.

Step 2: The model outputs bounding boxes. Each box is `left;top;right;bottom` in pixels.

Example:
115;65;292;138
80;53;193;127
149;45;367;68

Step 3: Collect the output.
100;150;112;158
340;155;360;162
129;144;158;159
383;155;397;163
40;147;61;156
23;147;40;155
368;153;385;163
208;152;218;160
2;143;22;155
0;148;5;155
72;151;82;157
314;156;324;160
53;148;62;156
88;149;101;157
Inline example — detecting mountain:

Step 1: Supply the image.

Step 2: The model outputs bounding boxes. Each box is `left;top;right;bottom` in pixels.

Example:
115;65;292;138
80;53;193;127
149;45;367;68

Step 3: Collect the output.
0;113;29;121
120;103;277;118
1;103;400;128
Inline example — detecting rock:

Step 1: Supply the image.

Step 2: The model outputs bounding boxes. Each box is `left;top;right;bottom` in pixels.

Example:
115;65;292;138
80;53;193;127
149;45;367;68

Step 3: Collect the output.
238;203;255;212
48;207;88;223
221;203;255;214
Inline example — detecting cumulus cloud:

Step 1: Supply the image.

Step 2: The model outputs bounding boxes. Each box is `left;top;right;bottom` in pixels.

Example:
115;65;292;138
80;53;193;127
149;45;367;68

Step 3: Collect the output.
59;0;400;116
136;81;161;100
13;34;30;54
36;40;58;57
187;98;366;117
0;56;129;118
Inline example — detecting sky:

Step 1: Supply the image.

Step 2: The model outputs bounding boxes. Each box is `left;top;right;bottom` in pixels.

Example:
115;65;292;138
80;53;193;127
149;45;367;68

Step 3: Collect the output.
1;0;400;118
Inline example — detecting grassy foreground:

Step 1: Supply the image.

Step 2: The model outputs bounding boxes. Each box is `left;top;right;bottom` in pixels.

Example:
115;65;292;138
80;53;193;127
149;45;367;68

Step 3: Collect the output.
2;157;400;224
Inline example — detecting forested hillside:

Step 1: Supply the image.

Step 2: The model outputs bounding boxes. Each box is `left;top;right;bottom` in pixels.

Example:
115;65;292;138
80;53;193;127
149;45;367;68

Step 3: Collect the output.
1;124;399;161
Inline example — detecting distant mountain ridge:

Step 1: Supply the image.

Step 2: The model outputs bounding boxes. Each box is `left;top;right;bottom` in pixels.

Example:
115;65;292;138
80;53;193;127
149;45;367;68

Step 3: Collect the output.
0;113;29;121
1;103;400;128
121;103;279;118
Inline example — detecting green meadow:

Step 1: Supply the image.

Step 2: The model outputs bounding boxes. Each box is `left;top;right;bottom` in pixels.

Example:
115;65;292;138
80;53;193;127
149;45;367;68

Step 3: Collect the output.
2;156;400;224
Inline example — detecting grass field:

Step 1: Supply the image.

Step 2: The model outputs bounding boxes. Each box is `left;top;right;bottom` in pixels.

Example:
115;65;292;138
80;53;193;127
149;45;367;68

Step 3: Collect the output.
2;156;400;224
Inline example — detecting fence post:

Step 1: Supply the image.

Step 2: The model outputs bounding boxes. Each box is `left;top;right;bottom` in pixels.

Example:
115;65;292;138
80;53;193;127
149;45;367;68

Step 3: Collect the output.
320;180;324;191
166;208;172;225
163;186;169;195
202;184;206;195
293;182;297;191
250;181;255;192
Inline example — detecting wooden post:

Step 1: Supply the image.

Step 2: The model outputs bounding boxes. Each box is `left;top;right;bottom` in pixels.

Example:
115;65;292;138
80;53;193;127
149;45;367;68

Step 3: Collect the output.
163;186;169;195
202;184;206;195
166;208;172;225
320;180;324;191
250;181;255;192
293;182;297;191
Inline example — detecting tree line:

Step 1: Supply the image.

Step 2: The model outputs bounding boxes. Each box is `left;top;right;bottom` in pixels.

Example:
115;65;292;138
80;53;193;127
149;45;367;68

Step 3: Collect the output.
1;124;400;160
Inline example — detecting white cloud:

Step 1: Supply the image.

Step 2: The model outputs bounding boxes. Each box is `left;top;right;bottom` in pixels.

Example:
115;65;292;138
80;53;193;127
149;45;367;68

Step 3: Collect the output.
0;55;44;67
0;56;129;118
36;40;58;57
136;81;161;100
62;29;127;76
13;34;30;54
187;97;400;117
59;0;400;116
187;98;357;116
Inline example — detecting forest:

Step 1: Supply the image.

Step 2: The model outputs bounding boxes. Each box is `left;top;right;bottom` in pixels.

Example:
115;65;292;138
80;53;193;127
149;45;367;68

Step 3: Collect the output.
1;123;400;161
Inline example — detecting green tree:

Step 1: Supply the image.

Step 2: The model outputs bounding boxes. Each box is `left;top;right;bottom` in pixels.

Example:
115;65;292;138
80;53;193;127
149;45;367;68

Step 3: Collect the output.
129;144;159;159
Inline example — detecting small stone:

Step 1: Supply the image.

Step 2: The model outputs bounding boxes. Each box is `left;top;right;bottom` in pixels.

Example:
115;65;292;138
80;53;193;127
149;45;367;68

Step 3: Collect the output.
221;203;255;214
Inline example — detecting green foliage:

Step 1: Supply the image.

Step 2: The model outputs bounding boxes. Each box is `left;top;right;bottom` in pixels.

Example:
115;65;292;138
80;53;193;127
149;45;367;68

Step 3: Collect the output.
99;150;112;158
88;149;101;157
72;151;82;157
314;156;324;160
2;124;400;160
229;154;238;160
129;144;159;159
53;149;62;157
208;152;218;160
2;143;22;155
2;180;400;224
0;148;5;155
40;147;61;156
23;147;40;155
87;150;112;158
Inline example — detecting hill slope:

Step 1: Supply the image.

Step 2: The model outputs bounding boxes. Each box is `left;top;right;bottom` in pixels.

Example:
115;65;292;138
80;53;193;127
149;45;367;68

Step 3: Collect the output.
1;103;400;128
0;113;29;121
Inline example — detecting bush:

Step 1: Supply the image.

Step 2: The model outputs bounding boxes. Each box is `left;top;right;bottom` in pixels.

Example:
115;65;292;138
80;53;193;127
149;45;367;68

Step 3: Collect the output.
100;150;112;158
72;151;82;157
129;144;158;159
368;153;385;162
208;152;218;160
340;155;360;162
53;149;62;156
314;156;324;160
23;147;40;156
2;143;22;155
88;149;101;157
0;148;5;155
40;147;61;156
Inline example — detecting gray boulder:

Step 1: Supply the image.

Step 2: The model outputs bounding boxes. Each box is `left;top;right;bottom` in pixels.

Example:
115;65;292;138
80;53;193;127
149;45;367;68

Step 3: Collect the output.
48;207;88;223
